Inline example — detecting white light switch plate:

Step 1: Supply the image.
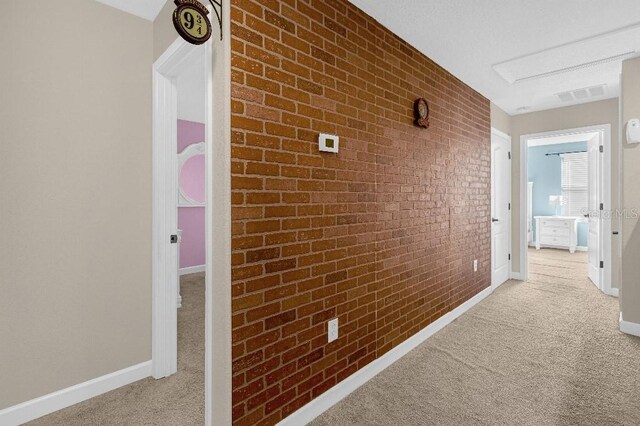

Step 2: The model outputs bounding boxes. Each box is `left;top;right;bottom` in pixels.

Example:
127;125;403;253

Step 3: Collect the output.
328;318;338;343
474;260;478;272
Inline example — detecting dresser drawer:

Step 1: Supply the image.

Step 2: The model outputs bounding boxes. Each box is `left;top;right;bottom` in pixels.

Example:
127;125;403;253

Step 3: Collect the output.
540;219;571;228
540;227;570;238
539;235;570;246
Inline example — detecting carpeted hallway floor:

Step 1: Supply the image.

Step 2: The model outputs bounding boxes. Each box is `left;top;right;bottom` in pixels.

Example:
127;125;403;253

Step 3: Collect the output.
29;273;205;425
312;248;640;426
27;250;640;425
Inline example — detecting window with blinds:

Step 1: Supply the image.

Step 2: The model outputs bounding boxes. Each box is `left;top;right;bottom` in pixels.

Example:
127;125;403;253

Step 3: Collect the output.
560;152;588;217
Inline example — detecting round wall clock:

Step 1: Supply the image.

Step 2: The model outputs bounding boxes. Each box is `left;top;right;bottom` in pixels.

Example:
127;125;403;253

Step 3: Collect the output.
414;98;430;129
173;0;212;45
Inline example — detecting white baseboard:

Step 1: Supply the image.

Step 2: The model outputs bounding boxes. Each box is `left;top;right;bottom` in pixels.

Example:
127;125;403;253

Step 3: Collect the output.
510;272;524;281
606;287;619;298
277;286;493;426
0;361;151;426
620;313;640;337
179;265;205;275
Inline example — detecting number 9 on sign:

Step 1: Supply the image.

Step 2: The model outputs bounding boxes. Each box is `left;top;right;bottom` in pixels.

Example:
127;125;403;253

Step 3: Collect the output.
173;3;212;45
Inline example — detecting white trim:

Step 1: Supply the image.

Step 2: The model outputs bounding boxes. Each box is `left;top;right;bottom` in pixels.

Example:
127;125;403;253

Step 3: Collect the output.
0;361;151;426
153;37;200;380
203;15;215;426
207;1;233;424
519;134;529;282
600;125;613;296
519;124;612;293
606;287;619;298
491;127;511;141
179;265;206;275
278;287;493;426
527;132;599;147
510;271;524;280
619;313;640;337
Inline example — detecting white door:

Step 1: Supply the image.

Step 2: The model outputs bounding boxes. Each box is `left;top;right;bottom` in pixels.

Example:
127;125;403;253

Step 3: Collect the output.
491;131;511;288
587;133;601;286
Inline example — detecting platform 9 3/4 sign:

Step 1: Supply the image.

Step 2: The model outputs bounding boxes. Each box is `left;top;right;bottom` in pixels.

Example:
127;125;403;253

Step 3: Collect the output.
173;0;212;45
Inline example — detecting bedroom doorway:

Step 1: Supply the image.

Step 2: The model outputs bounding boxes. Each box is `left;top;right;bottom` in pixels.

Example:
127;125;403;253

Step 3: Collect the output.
519;125;615;296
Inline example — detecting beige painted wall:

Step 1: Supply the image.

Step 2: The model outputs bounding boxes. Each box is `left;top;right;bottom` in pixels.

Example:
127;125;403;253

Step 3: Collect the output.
621;57;640;324
491;103;512;136
0;0;152;409
509;99;620;291
154;1;179;62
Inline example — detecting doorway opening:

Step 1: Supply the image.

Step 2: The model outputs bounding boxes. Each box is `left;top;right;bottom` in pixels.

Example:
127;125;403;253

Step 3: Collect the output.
152;33;216;422
519;125;615;296
152;23;232;423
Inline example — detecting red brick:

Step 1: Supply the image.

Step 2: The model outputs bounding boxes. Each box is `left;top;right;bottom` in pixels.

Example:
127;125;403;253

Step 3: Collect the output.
230;0;491;423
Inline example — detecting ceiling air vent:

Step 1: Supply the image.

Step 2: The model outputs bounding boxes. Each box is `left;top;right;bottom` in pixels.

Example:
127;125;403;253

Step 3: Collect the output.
557;92;574;102
556;85;607;102
573;89;589;99
588;85;606;97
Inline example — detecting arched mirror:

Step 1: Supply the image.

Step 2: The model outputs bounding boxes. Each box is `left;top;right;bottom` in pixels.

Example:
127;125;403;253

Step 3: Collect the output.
178;142;205;206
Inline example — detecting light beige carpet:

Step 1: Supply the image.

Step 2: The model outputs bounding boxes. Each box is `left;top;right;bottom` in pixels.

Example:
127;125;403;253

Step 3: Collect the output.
312;249;640;426
29;273;205;426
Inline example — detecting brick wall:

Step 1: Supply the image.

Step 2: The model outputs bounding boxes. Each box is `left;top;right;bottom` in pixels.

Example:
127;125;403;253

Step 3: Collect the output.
230;1;491;424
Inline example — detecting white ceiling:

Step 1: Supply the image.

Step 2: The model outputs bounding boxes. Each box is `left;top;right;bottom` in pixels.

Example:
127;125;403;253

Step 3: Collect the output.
95;0;167;21
349;0;640;115
97;1;640;115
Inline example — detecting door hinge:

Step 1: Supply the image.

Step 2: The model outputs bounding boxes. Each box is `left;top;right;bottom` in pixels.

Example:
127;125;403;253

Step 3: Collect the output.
600;261;604;269
600;203;604;210
508;203;511;210
599;146;604;153
508;254;511;261
508;152;511;160
170;234;178;244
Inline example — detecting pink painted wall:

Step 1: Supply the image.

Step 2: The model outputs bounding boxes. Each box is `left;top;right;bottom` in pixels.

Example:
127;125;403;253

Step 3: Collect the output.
180;155;205;204
178;119;205;269
179;207;205;269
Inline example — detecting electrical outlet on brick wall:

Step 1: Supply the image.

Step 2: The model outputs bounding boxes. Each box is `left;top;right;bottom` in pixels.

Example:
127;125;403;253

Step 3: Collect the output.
474;259;478;272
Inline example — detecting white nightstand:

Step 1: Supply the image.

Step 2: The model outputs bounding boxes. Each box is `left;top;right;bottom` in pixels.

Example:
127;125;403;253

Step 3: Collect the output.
534;216;583;253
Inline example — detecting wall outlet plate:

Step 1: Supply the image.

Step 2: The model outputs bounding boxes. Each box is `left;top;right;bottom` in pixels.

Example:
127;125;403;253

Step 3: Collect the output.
319;133;339;153
328;318;338;343
474;259;478;272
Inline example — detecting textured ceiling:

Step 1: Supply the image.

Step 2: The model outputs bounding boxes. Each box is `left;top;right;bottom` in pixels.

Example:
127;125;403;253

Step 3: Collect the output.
349;0;640;115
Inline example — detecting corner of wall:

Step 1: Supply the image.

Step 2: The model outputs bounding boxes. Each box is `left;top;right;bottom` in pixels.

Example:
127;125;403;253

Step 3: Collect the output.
490;102;512;137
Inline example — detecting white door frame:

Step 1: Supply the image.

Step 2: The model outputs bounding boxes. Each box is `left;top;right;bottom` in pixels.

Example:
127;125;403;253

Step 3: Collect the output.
152;38;187;382
491;128;512;290
519;124;613;295
151;2;232;423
